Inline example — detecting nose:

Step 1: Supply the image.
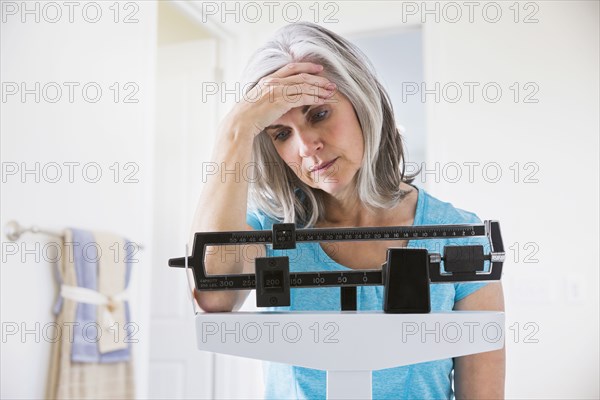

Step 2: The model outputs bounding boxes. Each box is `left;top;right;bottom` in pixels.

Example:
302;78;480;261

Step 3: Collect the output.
296;129;323;158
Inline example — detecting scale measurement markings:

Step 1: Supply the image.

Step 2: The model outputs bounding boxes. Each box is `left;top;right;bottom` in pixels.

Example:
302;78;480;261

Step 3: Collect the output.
223;225;484;244
193;225;486;290
197;270;383;290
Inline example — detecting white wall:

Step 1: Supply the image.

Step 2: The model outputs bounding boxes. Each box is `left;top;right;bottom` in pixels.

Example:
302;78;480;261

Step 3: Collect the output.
349;28;427;166
150;22;219;399
0;2;157;398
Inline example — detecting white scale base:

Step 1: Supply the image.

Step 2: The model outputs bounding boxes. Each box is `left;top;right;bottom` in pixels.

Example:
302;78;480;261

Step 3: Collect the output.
196;311;504;399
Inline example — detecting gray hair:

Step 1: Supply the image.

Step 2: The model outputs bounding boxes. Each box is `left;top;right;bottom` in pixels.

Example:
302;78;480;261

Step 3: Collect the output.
241;21;417;227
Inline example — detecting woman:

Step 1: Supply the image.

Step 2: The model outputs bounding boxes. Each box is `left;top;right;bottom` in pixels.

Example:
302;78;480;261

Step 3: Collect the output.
191;21;505;399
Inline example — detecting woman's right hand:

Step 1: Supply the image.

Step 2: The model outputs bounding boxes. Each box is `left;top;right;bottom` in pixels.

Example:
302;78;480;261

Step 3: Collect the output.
221;62;337;138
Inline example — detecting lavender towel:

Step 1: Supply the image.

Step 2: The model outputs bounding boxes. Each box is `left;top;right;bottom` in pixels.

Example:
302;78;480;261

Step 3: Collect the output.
53;228;133;363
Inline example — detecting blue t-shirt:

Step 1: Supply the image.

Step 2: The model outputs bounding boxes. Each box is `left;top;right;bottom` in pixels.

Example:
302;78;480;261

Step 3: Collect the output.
246;184;490;399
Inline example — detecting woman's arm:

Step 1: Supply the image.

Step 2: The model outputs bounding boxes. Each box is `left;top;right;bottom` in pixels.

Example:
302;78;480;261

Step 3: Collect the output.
190;62;335;312
453;282;506;399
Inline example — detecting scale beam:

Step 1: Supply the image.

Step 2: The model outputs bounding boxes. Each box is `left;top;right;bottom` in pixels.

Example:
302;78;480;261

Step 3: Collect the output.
169;221;505;313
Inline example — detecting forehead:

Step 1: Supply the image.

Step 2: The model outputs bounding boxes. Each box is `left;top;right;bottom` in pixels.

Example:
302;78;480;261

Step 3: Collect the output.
265;91;347;130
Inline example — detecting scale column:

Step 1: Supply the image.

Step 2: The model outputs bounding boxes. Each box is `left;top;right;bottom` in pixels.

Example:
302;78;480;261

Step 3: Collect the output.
326;370;372;400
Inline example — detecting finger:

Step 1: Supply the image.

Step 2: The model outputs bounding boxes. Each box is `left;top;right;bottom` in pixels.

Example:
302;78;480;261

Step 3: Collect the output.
286;92;332;108
275;73;336;92
269;62;323;79
275;82;336;101
257;81;334;106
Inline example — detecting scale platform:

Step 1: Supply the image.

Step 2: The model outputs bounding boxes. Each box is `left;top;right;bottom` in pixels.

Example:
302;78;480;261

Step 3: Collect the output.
196;310;505;399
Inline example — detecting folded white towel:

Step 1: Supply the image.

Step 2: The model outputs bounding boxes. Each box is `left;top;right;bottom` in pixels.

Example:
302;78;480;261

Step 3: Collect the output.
60;284;130;331
94;231;128;353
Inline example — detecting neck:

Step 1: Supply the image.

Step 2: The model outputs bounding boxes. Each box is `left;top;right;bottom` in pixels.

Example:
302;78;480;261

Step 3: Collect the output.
321;192;375;227
317;182;417;227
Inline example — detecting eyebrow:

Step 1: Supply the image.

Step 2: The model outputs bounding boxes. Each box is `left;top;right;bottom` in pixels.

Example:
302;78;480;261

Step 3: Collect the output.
264;105;313;132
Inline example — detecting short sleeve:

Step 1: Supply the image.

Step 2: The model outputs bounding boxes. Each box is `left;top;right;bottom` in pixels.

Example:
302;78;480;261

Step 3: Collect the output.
454;281;488;303
246;208;263;231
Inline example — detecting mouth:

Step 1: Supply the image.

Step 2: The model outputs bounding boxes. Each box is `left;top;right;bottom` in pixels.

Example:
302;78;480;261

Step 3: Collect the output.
310;157;339;173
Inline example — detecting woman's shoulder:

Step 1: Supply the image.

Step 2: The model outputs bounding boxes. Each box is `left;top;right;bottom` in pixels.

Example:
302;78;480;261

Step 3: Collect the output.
416;185;482;225
246;205;285;230
247;189;306;230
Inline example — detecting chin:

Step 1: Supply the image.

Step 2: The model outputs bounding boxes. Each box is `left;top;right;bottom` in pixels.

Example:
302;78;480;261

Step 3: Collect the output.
315;181;348;196
302;169;352;193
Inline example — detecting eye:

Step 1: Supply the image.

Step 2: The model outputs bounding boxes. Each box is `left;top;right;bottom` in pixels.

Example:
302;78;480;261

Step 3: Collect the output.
274;130;291;141
311;110;328;121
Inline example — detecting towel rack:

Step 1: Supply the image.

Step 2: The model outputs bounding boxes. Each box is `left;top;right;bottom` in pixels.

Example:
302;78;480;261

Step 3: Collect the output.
3;220;145;249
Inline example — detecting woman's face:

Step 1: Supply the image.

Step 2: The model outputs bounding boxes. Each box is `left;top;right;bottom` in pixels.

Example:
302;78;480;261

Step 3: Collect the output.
264;90;364;197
